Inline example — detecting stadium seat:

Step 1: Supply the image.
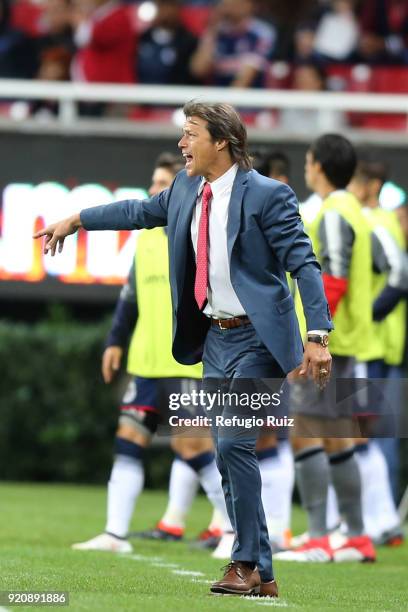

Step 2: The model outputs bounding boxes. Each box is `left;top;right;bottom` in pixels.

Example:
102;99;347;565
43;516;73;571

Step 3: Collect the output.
349;66;408;131
349;65;373;93
326;64;373;93
357;114;408;132
265;62;292;90
326;64;354;92
371;67;408;94
326;65;408;131
128;106;174;123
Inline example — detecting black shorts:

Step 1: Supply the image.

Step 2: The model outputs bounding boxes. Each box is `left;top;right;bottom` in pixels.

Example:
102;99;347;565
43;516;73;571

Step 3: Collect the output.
119;376;203;437
289;355;355;420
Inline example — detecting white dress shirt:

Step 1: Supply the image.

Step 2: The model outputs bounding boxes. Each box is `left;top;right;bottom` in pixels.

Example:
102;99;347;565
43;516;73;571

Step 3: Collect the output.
190;163;329;334
191;163;245;318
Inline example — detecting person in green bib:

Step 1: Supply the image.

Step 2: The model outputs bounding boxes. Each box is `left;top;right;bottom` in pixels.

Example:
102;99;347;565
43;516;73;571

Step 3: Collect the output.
72;153;231;553
347;157;408;546
350;159;408;372
276;134;376;563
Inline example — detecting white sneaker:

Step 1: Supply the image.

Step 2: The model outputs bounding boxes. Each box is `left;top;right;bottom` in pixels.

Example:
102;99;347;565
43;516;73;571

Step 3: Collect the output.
211;532;234;559
289;526;343;550
274;535;333;562
289;531;310;549
72;533;133;553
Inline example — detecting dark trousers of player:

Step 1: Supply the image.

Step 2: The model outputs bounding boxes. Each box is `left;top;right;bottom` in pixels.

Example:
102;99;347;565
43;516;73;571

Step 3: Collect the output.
202;322;284;582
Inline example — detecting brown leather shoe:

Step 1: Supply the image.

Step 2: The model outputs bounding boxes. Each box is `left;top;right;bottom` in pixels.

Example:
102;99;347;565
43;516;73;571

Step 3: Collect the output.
210;561;261;595
259;580;279;597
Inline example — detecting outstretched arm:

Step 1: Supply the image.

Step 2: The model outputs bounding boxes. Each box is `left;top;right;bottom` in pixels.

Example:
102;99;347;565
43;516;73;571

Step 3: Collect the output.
33;212;82;256
34;187;171;256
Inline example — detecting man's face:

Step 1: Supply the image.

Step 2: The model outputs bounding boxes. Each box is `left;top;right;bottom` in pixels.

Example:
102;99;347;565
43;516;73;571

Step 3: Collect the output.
178;116;221;178
304;150;321;191
293;66;323;92
219;0;252;23
44;0;70;31
149;167;174;196
155;1;180;28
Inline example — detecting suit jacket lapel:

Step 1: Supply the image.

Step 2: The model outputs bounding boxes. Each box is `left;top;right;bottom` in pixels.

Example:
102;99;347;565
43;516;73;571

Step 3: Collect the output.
227;168;249;261
174;176;201;299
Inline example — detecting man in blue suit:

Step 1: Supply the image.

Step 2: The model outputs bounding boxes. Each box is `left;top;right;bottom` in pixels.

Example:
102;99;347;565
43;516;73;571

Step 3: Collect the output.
35;101;333;598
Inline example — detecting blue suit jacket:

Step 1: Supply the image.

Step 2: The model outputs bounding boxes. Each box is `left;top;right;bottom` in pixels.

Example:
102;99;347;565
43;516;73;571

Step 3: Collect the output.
81;168;333;373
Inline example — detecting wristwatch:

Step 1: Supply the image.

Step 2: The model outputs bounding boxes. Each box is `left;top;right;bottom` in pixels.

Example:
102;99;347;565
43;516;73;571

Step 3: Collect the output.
307;334;329;347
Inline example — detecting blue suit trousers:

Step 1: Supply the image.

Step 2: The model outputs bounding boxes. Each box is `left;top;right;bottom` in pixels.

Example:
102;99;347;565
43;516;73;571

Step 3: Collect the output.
202;323;285;582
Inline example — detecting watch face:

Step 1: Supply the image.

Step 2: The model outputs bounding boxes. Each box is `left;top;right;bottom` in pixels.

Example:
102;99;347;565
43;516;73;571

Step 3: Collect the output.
322;335;329;347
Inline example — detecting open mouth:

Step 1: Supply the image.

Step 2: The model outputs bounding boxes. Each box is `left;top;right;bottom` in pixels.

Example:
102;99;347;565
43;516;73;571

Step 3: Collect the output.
183;154;193;168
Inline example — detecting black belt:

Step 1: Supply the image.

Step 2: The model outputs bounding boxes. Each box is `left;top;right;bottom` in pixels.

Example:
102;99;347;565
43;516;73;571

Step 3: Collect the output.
210;315;251;330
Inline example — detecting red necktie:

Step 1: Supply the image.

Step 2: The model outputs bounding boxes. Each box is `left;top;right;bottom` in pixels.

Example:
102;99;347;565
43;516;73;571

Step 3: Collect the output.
194;182;213;310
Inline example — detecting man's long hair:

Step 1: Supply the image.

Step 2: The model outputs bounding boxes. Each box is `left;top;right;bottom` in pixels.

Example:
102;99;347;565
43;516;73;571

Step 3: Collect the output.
183;101;252;171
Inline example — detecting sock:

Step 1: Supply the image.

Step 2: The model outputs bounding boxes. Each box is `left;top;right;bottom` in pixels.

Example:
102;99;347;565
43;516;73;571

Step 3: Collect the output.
355;441;400;538
105;438;145;538
189;452;232;532
160;456;199;531
326;484;341;532
329;448;364;537
295;447;329;538
258;443;295;547
376;437;400;503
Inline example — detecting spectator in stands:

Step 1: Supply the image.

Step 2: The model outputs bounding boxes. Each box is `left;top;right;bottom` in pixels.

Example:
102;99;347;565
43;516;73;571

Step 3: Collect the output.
254;0;316;61
31;46;72;117
71;0;135;84
295;0;359;63
36;0;74;59
292;61;326;91
137;0;199;85
358;0;408;64
0;0;36;78
279;62;345;133
37;46;71;82
190;0;276;87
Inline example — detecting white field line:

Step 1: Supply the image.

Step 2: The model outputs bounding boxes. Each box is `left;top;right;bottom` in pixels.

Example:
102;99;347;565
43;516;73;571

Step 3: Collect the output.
243;598;291;608
129;554;163;562
171;570;205;577
253;602;289;607
129;552;206;579
128;552;291;606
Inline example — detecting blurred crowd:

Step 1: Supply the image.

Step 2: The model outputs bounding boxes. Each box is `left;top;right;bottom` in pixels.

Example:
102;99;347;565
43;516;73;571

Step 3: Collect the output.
1;0;408;87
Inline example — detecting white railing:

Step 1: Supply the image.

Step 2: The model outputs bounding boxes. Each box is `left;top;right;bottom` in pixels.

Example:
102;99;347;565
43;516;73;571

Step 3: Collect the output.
0;79;408;136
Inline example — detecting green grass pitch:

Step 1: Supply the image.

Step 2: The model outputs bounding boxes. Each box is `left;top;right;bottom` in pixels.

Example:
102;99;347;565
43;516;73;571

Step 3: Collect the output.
0;483;406;611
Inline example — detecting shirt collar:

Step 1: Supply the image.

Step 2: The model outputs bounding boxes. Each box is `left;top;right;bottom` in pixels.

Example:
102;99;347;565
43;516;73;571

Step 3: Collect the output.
328;189;347;198
198;163;239;198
